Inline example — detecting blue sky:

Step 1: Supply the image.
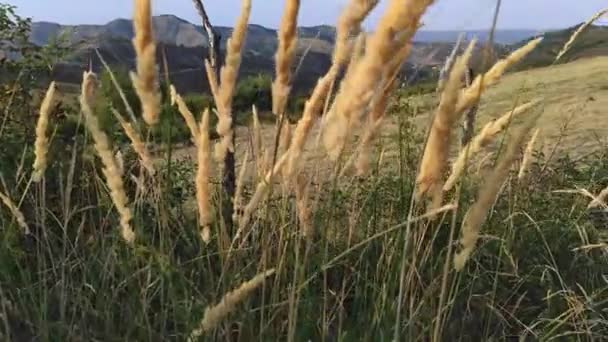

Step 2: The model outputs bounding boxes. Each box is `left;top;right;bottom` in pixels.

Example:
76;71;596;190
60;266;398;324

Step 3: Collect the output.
9;0;608;30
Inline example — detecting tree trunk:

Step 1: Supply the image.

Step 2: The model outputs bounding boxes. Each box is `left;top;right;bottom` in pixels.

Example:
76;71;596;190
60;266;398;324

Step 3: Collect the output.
191;0;236;234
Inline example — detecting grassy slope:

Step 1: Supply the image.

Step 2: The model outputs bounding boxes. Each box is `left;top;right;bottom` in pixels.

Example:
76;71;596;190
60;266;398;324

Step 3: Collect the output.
185;56;608;180
514;25;608;70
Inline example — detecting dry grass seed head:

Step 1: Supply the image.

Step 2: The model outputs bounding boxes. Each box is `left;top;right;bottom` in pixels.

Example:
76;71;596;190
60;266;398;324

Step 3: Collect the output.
188;269;276;339
233;150;250;224
350;72;399;176
286;67;339;178
112;108;155;175
437;34;464;93
250;105;267;179
454;115;539;271
196;109;213;243
80;71;135;244
115;150;125;176
444;100;541;191
131;0;161;126
324;0;434;160
349;39;413;175
236;153;289;241
416;39;476;200
517;128;541;180
0;190;30;235
588;186;608;209
213;0;252;161
295;173;313;238
272;0;301;116
349;33;367;71
555;8;608;62
204;59;220;103
32;81;58;182
170;85;200;145
333;0;380;67
456;37;542;114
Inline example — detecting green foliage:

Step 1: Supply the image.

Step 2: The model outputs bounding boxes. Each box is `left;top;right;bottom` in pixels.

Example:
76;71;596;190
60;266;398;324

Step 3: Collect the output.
183;93;214;115
96;66;141;125
233;73;272;116
398;80;437;97
0;3;68;180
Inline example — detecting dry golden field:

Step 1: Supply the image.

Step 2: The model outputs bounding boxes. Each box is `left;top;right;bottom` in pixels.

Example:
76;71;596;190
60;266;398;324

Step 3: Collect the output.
170;56;608;180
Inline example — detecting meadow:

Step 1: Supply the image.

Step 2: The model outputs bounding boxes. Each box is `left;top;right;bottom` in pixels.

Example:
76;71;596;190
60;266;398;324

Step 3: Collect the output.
0;0;607;341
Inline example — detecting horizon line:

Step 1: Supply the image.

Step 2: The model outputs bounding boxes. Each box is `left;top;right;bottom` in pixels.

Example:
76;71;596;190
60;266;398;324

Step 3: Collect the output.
29;13;577;33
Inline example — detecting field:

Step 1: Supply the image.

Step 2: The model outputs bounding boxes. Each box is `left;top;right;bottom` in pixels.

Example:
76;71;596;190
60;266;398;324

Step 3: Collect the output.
1;1;608;341
176;56;608;181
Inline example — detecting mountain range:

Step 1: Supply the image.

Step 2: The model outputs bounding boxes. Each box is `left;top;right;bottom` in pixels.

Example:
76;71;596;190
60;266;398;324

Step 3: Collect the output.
28;15;605;94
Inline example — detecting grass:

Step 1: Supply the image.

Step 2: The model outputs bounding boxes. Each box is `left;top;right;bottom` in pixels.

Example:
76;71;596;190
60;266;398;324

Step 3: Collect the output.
1;0;608;341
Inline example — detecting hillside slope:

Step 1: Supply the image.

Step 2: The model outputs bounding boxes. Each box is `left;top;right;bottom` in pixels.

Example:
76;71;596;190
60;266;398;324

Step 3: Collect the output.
514;25;608;70
31;16;608;96
405;56;608;160
31;15;525;93
209;56;608;178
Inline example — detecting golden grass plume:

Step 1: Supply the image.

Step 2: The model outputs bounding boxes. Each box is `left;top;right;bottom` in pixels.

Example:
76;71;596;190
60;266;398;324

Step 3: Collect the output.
286;67;338;178
131;0;161;126
0;190;30;235
455;37;542;114
444;100;541;191
517;128;541;180
333;0;379;67
437;34;464;93
351;41;413;175
588;186;608;209
80;71;135;244
212;0;252;162
295;174;313;238
32;82;57;182
251;105;267;179
236;153;289;241
341;32;367;81
454;116;538;271
196;109;213;243
416;40;476;200
113;108;155;175
555;8;608;63
323;0;434;160
272;0;300;116
188;269;276;339
170;85;200;145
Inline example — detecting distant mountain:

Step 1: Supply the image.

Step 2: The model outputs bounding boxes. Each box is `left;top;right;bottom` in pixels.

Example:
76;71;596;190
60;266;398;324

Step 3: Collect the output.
413;29;540;45
29;15;606;94
31;15;337;55
31;15;449;93
31;15;339;94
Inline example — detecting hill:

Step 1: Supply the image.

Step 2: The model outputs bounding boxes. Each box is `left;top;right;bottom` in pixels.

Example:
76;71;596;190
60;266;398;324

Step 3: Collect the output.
29;16;608;95
30;15;526;94
32;15;338;94
513;24;608;70
214;56;608;178
405;56;608;160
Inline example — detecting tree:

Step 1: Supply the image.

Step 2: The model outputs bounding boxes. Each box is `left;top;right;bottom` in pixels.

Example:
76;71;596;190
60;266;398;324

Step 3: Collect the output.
0;3;67;178
234;74;272;114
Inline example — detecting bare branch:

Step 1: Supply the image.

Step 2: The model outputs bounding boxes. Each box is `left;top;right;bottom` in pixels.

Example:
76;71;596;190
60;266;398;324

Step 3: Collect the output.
191;0;222;73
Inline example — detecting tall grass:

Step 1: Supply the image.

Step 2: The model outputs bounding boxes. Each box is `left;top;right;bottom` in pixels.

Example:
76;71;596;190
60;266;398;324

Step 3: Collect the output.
0;1;607;341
